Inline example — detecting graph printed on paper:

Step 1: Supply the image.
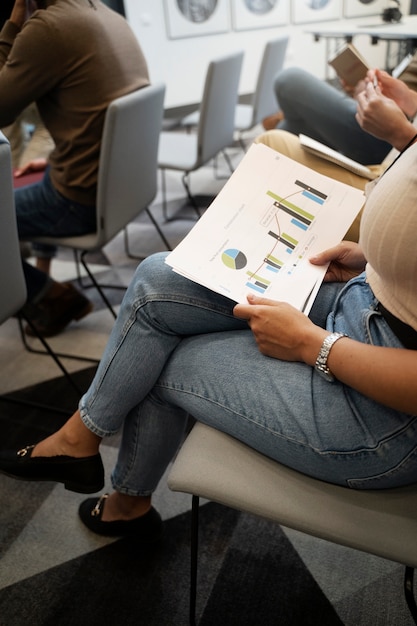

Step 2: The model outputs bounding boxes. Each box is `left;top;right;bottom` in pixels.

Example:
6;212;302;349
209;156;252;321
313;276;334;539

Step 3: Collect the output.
220;177;328;307
166;142;365;313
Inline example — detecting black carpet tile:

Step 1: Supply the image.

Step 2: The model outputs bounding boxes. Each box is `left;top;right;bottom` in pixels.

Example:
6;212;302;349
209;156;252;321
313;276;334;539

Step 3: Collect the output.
199;511;343;626
0;366;98;447
0;502;345;626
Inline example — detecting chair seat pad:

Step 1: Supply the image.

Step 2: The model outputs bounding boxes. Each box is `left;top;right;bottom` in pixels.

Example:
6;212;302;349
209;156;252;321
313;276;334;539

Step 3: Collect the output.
158;132;200;171
30;231;102;252
168;422;417;568
181;104;255;133
234;103;255;132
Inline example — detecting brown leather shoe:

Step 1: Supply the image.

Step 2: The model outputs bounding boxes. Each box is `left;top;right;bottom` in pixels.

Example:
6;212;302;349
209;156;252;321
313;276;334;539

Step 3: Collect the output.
261;110;284;131
25;281;93;337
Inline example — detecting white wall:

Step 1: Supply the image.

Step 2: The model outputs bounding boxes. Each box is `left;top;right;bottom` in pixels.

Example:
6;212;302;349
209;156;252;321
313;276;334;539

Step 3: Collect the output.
124;1;412;110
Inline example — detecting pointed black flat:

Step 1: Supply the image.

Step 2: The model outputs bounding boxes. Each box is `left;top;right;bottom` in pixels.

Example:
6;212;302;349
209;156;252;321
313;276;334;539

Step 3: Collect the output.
0;444;104;494
79;493;163;538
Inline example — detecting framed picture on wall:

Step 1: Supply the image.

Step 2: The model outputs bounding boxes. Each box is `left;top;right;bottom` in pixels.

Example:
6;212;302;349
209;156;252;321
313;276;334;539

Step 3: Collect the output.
163;0;230;39
291;0;342;24
343;0;385;18
231;0;289;31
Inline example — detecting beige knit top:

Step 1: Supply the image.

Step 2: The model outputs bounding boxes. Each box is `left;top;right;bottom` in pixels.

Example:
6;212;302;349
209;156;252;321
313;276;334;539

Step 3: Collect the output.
360;141;417;332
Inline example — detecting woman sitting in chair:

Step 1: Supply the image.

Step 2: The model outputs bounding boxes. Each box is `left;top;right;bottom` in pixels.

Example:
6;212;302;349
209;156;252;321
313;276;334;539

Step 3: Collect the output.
0;75;416;539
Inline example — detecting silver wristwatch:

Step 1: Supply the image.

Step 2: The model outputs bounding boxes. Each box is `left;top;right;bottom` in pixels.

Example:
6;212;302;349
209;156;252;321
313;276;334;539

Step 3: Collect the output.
314;332;347;382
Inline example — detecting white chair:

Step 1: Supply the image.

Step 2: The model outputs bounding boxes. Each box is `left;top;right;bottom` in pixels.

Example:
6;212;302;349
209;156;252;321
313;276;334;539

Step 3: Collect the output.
0;133;83;406
182;37;288;151
168;422;417;626
32;83;167;319
158;52;244;220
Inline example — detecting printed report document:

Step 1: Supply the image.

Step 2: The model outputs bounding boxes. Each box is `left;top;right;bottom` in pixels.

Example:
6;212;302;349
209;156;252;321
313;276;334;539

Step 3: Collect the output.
166;143;365;314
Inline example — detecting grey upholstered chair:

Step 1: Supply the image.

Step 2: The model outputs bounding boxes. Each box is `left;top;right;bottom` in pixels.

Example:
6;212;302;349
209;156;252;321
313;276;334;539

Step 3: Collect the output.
158;51;244;220
0;134;26;323
0;133;82;403
234;36;289;147
181;37;288;150
168;422;417;626
31;83;167;318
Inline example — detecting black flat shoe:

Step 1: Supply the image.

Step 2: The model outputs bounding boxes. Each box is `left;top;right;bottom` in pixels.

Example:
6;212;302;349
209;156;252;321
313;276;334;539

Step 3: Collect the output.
79;494;163;539
0;444;104;494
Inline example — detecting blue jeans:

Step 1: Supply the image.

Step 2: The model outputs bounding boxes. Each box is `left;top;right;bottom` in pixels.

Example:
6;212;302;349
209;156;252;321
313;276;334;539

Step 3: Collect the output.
79;253;417;496
15;169;96;300
274;67;392;165
15;169;96;259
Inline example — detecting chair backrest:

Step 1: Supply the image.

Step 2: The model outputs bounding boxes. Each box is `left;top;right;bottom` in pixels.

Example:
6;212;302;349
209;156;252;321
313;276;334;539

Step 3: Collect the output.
250;36;289;126
197;51;244;166
0;133;27;323
96;82;166;245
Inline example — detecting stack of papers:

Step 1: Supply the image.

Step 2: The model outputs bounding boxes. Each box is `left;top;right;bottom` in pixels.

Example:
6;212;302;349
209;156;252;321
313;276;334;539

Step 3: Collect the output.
299;133;378;180
166;143;365;314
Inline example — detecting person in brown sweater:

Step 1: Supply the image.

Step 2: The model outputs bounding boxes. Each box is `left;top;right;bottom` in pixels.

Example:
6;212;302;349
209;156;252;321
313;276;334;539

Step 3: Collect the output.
0;0;150;336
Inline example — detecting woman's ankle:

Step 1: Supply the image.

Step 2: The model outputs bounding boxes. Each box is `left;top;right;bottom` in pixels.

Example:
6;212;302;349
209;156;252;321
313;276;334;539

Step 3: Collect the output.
32;410;101;458
102;492;152;522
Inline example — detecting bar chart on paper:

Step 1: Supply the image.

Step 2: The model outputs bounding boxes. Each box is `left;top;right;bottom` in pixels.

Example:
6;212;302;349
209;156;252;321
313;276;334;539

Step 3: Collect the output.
243;182;327;297
166;143;365;312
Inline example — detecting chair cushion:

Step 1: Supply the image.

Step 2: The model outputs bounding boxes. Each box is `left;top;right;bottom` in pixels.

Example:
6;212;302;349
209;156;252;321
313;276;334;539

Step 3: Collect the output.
168;422;417;568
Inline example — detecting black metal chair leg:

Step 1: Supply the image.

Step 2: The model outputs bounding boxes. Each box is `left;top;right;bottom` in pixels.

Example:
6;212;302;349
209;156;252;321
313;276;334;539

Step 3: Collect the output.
124;207;172;254
161;168;169;221
182;173;201;220
72;250;126;318
20;314;84;396
162;169;201;223
18;317;99;366
190;494;199;626
221;149;235;176
405;566;417;624
80;251;118;319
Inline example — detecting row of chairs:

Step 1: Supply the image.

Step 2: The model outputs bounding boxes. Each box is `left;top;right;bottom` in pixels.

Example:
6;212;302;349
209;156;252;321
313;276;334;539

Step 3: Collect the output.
30;36;289;317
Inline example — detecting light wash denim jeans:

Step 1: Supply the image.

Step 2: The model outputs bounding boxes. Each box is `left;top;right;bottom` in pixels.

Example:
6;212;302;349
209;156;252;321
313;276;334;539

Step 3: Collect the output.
80;253;417;496
274;67;392;165
15;168;96;259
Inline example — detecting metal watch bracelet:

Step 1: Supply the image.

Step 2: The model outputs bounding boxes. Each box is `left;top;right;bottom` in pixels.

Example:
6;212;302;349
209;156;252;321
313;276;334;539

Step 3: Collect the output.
314;332;347;382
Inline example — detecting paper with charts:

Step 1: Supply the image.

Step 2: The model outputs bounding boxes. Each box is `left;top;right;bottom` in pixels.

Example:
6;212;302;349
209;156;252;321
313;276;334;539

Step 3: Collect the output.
166;143;365;314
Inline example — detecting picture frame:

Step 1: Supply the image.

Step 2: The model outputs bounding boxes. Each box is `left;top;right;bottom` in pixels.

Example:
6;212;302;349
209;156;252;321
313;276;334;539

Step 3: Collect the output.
163;0;231;40
231;0;289;31
343;0;385;19
291;0;342;25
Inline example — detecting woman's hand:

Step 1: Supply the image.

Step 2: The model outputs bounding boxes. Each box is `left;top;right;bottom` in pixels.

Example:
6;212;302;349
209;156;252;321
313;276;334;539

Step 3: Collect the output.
356;80;417;151
309;241;366;282
339;77;366;99
234;294;326;364
374;69;417;119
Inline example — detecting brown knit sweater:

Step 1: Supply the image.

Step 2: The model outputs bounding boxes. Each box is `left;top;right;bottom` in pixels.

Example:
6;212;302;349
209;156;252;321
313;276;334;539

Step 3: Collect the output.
0;0;150;205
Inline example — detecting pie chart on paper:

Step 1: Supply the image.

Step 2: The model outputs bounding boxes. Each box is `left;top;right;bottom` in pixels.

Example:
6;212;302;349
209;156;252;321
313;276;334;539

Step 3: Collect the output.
221;249;247;270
